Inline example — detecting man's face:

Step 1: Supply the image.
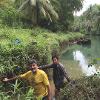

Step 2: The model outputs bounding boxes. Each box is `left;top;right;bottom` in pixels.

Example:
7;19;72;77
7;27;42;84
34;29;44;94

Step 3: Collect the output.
52;57;58;64
29;63;38;73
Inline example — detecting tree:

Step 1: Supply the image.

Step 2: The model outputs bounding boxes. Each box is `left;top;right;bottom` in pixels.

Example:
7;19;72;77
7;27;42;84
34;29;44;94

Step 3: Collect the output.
14;0;58;26
73;4;100;34
49;0;84;31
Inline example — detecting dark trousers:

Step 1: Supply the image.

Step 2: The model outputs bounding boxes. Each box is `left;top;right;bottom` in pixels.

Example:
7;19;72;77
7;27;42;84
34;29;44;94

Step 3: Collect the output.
42;95;48;100
55;80;64;91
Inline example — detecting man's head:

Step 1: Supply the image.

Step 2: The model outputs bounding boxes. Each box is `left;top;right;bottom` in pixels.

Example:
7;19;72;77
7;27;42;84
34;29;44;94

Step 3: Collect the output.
52;55;59;64
28;59;38;73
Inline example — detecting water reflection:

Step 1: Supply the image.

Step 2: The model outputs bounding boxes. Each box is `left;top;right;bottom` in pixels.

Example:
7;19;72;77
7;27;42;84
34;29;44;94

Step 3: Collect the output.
73;50;97;76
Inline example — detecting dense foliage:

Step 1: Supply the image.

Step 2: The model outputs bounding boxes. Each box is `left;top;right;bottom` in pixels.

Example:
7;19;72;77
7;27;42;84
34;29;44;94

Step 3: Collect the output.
0;27;83;75
43;0;83;31
0;27;84;99
0;0;83;31
60;75;100;100
0;0;92;100
72;4;100;35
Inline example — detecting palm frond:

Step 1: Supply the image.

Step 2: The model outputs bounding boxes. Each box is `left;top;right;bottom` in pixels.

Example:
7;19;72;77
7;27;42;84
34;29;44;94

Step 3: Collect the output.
39;0;59;20
18;0;29;11
39;6;47;17
14;0;58;24
30;0;36;6
46;12;52;22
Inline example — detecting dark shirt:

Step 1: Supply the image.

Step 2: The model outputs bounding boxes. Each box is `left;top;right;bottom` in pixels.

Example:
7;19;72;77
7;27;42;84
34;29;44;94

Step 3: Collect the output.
40;63;70;85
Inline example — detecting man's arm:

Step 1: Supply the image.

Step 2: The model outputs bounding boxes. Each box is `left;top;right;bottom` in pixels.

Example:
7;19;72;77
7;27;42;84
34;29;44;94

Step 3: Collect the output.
47;84;51;100
3;76;19;82
60;64;70;82
39;64;53;69
3;71;30;82
42;71;51;100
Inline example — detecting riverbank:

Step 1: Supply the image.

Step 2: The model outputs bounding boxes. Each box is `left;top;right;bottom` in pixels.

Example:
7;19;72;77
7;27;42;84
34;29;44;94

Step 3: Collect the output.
59;35;100;100
0;27;84;74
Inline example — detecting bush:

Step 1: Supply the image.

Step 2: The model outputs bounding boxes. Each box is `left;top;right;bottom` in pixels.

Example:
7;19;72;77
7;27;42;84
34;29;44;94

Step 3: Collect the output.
60;76;100;100
0;5;22;27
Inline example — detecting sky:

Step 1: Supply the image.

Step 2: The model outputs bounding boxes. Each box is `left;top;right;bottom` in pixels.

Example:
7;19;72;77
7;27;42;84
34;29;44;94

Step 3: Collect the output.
75;0;100;16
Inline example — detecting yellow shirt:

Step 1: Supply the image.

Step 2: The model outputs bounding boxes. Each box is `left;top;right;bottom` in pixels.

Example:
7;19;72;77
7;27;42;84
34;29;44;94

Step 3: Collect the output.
19;69;49;97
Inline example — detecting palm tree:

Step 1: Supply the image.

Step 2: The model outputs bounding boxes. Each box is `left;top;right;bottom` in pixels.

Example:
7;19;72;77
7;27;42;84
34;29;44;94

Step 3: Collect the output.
15;0;58;25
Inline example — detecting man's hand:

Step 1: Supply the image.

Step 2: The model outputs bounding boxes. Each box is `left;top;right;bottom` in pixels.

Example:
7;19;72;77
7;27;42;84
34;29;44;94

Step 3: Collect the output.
3;78;9;82
68;80;77;88
3;76;18;82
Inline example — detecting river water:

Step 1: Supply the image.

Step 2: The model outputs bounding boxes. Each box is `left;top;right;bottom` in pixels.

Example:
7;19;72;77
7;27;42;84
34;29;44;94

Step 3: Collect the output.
60;36;100;79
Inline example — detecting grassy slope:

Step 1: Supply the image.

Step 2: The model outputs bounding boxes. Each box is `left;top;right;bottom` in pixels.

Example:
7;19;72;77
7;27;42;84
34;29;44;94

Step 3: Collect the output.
0;27;84;75
0;27;84;50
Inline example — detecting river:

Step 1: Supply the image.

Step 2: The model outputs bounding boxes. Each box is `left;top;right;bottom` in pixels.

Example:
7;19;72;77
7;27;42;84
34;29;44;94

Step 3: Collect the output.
60;36;100;79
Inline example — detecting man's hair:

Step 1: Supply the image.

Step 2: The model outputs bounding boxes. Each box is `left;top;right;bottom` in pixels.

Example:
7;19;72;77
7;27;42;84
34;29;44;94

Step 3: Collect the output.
28;59;37;65
52;55;59;60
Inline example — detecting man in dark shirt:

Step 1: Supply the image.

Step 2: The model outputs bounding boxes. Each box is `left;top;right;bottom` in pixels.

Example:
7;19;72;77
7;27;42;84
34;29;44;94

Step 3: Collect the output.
40;55;70;98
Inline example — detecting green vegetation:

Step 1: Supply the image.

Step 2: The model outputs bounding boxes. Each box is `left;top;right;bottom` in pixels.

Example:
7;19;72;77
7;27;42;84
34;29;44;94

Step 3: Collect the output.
0;0;83;31
60;75;100;100
0;27;84;99
0;27;84;74
72;4;100;35
14;0;59;25
0;0;100;100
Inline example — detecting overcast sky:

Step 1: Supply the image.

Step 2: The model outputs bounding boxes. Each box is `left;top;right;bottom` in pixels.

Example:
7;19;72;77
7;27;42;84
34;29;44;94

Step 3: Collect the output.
75;0;100;16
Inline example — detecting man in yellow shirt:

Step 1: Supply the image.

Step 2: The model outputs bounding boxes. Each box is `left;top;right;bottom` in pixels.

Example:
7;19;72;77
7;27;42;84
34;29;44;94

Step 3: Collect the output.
3;59;51;100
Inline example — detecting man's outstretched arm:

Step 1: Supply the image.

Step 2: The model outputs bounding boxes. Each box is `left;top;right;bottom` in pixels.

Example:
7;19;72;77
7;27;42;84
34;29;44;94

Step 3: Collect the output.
3;76;19;82
60;64;70;82
3;71;30;82
39;64;53;69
